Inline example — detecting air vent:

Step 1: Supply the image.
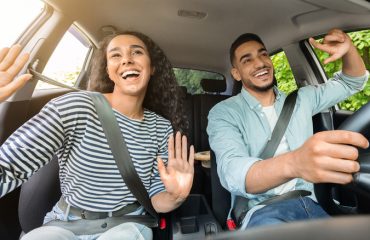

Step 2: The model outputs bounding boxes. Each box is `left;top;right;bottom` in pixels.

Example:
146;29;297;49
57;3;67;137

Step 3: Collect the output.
178;9;207;20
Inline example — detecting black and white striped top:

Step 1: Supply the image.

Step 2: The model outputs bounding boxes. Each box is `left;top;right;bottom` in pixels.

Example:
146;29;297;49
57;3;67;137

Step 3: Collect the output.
0;91;172;212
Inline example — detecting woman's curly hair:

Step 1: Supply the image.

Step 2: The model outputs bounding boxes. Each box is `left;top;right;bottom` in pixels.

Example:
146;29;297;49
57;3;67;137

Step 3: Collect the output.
88;31;187;133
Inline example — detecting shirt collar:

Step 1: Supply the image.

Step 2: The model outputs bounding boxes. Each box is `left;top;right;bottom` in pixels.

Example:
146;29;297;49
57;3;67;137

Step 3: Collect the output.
240;85;282;109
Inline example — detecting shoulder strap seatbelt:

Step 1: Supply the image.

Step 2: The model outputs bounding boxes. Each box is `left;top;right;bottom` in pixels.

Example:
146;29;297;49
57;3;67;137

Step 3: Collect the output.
27;67;163;226
28;67;79;91
232;89;298;227
87;91;159;222
259;89;298;159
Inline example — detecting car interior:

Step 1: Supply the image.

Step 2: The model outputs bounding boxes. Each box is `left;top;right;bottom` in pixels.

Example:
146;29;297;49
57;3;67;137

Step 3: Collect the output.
0;0;370;239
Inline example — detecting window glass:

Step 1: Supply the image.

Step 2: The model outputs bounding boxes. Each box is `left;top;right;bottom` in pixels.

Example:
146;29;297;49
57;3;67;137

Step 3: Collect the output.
0;0;44;46
271;51;298;95
313;29;370;111
173;68;224;94
37;26;91;89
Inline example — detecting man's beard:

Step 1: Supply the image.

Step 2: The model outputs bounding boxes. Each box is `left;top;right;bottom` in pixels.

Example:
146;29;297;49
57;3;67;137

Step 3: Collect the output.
245;78;275;92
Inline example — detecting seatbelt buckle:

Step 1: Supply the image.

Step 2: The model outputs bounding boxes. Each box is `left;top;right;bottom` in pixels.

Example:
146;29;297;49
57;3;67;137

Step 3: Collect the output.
226;219;236;230
159;217;166;229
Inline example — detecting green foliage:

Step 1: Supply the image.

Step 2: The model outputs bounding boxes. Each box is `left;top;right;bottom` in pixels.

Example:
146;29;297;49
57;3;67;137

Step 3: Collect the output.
313;29;370;111
271;52;297;95
173;68;224;94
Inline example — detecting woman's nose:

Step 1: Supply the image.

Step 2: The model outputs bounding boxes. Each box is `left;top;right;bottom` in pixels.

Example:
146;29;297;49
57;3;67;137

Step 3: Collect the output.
121;54;133;65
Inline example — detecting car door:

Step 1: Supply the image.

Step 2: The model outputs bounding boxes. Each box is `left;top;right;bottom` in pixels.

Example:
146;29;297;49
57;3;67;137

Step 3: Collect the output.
0;1;93;239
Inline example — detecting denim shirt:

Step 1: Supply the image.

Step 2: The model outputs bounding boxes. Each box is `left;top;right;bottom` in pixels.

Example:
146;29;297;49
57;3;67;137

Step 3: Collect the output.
207;71;369;210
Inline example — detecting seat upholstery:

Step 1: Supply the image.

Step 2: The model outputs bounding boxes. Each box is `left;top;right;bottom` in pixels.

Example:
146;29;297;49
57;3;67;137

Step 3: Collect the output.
193;78;228;152
18;156;61;233
210;150;231;228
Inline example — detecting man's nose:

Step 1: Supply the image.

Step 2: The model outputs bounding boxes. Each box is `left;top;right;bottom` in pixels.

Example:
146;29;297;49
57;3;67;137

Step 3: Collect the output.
254;57;265;68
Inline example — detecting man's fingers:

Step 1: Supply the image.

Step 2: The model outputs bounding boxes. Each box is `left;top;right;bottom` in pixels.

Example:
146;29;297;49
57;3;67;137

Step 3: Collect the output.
320;157;360;174
323;53;341;64
321;142;360;160
0;44;22;71
315;130;369;149
318;170;354;184
323;33;345;44
309;38;331;53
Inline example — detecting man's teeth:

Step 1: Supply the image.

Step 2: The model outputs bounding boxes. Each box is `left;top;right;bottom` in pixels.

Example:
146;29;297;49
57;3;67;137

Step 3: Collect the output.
122;70;140;79
255;71;268;77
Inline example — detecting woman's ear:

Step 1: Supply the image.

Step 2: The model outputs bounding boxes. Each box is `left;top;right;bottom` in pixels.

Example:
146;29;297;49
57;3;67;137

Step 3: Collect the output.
151;66;155;76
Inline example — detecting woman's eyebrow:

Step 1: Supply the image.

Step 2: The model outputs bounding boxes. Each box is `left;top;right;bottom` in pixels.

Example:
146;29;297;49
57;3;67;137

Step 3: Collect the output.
108;45;145;53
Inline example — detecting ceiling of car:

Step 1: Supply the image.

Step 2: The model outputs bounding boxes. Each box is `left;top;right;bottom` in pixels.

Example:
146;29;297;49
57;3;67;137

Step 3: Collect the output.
45;0;370;74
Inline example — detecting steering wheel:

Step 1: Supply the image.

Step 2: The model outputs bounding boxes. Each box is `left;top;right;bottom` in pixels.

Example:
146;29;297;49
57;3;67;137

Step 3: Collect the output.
314;101;370;215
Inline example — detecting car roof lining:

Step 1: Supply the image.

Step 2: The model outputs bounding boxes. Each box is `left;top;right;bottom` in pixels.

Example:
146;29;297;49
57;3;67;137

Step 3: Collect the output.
44;0;370;76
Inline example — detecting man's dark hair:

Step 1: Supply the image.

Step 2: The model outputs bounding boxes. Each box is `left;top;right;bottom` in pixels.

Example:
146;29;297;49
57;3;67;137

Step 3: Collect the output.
229;33;266;66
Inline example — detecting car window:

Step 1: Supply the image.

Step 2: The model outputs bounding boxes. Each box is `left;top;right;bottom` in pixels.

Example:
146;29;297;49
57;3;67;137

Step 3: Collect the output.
174;68;224;94
0;0;44;46
37;25;91;89
271;51;298;95
313;29;370;111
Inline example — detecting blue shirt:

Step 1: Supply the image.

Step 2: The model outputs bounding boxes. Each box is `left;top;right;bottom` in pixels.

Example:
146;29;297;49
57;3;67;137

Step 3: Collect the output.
207;71;369;209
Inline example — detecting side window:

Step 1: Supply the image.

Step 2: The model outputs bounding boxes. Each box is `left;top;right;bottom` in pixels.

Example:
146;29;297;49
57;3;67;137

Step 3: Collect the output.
173;68;224;94
37;25;91;89
0;0;44;46
271;51;298;95
313;29;370;111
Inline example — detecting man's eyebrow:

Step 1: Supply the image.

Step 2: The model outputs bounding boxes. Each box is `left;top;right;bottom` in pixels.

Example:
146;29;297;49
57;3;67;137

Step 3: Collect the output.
258;47;267;53
239;53;251;63
238;47;268;62
108;45;145;53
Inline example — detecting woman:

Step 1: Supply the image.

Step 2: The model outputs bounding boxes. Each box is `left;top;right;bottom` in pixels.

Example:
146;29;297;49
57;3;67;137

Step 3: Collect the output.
0;31;194;240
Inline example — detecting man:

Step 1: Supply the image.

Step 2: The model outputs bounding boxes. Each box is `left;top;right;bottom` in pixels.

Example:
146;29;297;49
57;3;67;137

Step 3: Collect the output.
207;29;369;229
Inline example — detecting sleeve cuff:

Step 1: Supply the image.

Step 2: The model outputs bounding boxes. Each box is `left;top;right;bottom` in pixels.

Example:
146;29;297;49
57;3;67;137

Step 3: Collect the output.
219;156;261;197
337;70;369;91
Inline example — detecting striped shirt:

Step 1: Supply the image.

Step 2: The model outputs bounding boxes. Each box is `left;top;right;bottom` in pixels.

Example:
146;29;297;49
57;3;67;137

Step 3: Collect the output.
0;91;172;212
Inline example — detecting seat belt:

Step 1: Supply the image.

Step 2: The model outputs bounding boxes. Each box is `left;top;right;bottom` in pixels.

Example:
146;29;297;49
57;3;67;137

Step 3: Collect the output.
87;92;160;225
29;68;167;231
259;90;298;159
232;89;300;227
28;67;160;222
28;67;79;91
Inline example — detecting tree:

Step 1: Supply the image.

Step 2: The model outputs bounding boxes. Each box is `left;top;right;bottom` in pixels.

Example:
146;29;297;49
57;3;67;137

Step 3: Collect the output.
173;68;224;94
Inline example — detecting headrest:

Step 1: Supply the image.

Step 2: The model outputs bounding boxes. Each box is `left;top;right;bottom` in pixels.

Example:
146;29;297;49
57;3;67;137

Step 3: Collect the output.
200;78;226;93
179;86;188;95
232;80;242;96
